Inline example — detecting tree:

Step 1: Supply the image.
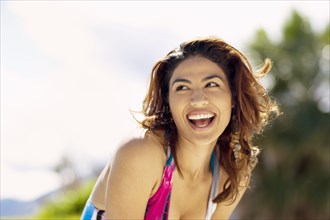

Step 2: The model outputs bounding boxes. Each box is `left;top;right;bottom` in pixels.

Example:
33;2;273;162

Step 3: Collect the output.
35;179;95;219
239;10;329;220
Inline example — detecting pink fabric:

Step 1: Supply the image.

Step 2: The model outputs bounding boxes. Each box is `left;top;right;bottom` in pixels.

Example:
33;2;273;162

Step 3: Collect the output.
144;155;175;220
81;149;219;220
81;152;176;220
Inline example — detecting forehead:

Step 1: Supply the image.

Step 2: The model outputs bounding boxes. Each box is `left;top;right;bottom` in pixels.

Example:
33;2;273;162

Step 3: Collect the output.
170;56;227;81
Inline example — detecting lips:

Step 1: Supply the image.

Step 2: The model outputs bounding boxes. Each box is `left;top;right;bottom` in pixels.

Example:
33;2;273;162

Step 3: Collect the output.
187;111;216;129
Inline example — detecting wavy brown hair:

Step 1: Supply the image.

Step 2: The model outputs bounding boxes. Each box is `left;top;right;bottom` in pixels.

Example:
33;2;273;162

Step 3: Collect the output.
140;36;279;204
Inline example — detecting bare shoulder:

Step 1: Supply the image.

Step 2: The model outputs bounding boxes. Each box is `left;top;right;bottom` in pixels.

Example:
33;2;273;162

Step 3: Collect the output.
90;132;167;210
114;130;167;167
211;167;249;220
104;130;167;218
110;130;168;186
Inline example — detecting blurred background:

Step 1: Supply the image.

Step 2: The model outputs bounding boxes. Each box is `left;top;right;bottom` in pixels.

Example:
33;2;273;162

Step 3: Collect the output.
1;1;329;219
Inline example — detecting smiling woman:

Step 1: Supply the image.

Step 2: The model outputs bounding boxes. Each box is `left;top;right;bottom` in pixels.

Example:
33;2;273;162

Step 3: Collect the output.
80;36;279;220
168;56;232;147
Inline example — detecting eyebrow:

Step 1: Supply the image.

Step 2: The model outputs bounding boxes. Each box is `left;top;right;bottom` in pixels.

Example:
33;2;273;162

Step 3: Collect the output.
171;74;224;87
202;74;224;82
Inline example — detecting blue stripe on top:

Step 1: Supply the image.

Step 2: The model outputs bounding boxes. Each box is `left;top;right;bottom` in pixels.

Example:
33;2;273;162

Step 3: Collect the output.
80;199;95;220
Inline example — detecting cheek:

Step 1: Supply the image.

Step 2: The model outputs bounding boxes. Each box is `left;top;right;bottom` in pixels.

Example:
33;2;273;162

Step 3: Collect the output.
223;98;233;113
169;96;181;115
169;94;187;124
222;105;233;126
210;93;233;121
211;91;232;108
223;99;233;117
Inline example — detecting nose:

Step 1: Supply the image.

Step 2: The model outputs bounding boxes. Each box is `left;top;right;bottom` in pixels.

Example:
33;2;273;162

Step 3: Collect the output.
190;90;209;107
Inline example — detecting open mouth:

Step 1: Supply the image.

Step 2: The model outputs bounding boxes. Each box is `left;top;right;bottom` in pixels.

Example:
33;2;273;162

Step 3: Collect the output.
187;112;215;129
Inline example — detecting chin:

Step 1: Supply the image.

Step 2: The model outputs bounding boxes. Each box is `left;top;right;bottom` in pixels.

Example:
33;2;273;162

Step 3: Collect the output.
183;132;221;146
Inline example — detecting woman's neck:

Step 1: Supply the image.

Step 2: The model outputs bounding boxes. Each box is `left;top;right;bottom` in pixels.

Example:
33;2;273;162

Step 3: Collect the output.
175;136;217;181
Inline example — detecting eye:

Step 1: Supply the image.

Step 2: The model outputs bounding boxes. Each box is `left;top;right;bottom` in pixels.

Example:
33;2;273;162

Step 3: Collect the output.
176;85;189;91
205;82;219;88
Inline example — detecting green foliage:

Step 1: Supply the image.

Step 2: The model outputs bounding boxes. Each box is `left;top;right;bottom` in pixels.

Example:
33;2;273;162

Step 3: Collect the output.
35;180;95;219
239;9;330;220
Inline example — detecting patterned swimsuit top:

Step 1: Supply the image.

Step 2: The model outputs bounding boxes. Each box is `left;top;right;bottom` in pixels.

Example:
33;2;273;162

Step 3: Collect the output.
81;148;220;220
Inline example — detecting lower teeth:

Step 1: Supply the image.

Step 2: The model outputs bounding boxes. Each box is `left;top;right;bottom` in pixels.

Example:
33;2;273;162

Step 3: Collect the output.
190;118;213;127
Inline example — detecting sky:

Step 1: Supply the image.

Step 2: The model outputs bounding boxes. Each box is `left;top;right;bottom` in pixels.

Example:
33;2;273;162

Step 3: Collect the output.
1;1;329;201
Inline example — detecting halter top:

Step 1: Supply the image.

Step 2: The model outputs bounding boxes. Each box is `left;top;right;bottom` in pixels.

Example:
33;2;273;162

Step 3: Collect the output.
81;148;220;220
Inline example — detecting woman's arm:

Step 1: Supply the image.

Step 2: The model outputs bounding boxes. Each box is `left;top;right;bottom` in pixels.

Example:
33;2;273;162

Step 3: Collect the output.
104;138;165;219
89;160;111;210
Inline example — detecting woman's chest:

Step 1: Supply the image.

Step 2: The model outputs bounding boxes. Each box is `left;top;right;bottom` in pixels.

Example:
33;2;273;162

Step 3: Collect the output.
168;172;213;219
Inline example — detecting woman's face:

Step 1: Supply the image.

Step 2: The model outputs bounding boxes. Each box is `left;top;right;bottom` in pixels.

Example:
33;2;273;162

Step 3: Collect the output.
168;56;233;146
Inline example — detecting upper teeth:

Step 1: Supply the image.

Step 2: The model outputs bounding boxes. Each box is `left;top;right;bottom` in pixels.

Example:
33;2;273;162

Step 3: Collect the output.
188;113;214;120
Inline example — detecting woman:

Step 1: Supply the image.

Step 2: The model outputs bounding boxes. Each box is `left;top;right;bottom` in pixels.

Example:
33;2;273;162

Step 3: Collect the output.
81;36;278;220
